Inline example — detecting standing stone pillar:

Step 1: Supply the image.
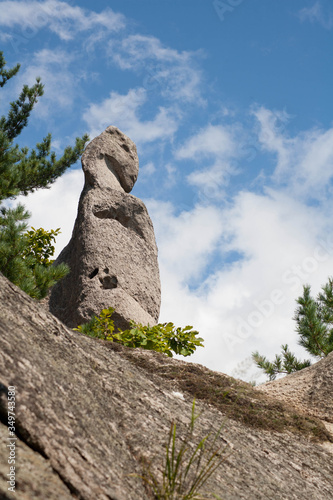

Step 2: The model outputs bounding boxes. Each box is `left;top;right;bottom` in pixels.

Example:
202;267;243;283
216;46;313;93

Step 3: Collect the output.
49;126;161;330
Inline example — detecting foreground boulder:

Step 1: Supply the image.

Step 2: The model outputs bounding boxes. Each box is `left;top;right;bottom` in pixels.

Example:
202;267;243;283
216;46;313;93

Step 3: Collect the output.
49;126;161;330
0;274;332;500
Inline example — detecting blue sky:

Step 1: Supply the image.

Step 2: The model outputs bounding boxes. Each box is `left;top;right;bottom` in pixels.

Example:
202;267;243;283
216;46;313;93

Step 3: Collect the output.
1;0;333;382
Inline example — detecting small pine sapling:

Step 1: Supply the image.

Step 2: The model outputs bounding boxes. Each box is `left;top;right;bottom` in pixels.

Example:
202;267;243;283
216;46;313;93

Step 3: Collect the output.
253;278;333;380
252;345;311;381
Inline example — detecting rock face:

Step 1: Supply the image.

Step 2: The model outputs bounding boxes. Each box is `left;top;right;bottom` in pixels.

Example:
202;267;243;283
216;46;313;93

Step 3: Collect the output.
256;351;333;450
1;273;332;500
49;126;161;329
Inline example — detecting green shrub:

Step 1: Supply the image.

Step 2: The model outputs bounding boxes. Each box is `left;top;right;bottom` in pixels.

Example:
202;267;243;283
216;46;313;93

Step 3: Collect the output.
74;307;204;357
0;208;68;299
23;226;61;266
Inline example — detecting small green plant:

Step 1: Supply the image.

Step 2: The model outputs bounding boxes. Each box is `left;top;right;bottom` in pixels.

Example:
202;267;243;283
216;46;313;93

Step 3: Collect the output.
23;226;61;266
74;307;204;357
142;400;229;499
0;209;69;299
75;307;116;340
253;278;333;380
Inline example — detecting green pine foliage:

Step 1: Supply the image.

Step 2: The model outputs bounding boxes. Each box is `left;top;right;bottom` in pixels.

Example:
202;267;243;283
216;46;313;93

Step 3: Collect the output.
253;279;333;380
0;51;89;298
295;281;333;357
74;307;204;357
252;345;311;382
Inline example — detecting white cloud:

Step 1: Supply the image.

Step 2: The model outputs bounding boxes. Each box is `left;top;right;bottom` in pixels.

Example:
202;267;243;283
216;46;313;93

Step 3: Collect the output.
140;161;156;178
83;88;179;144
187;161;235;201
0;0;125;41
8;168;84;256
147;201;224;285
110;34;190;68
15;49;80;116
146;184;333;380
254;106;333;199
143;112;333;381
0;32;12;42
252;107;291;173
175;124;241;200
108;34;204;104
298;1;333;29
176;124;236;160
164;163;178;188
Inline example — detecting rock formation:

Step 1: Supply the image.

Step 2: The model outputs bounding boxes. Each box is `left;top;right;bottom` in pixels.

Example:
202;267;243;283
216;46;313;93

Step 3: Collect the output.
256;352;333;450
0;273;332;500
49;126;161;330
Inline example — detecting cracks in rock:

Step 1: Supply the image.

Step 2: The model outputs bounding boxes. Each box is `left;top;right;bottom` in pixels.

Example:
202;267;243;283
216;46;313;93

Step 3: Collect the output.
93;206;127;224
0;384;81;499
93;205;145;240
0;385;46;460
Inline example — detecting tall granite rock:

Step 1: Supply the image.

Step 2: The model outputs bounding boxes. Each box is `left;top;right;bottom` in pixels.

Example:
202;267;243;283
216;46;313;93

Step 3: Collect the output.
49;126;161;329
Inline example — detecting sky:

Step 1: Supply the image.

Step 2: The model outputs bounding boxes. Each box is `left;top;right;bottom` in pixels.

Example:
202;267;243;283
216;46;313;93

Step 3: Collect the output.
1;0;333;383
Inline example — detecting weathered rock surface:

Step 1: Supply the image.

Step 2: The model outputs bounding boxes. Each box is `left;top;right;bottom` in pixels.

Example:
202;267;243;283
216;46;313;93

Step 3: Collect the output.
49;126;161;329
82;126;139;193
1;273;332;500
0;420;73;500
257;352;333;422
256;351;333;452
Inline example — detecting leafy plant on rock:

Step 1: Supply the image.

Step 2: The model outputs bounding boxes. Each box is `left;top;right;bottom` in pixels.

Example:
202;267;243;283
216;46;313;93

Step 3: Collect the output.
75;307;115;340
253;278;333;380
74;307;204;357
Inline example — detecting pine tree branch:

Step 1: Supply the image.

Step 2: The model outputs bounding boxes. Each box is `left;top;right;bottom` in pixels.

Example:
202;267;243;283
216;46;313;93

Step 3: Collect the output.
0;52;20;88
3;80;44;140
0;50;87;299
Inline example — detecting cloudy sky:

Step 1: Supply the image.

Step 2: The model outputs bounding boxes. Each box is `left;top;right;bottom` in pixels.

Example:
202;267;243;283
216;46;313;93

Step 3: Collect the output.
1;0;333;382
